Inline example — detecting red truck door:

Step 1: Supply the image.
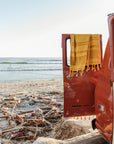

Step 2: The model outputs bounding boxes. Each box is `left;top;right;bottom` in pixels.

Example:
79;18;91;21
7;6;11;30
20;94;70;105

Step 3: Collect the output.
94;14;114;144
62;34;102;117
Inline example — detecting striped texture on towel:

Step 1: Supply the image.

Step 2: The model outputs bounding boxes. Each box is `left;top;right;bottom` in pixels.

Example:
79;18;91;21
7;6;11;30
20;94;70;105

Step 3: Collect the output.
70;34;101;77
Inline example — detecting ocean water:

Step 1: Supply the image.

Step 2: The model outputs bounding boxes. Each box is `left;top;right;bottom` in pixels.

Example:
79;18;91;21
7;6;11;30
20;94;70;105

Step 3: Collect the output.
0;57;63;82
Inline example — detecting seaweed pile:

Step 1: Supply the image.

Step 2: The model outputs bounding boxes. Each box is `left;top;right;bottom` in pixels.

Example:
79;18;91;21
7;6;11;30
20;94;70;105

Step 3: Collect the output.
0;91;63;144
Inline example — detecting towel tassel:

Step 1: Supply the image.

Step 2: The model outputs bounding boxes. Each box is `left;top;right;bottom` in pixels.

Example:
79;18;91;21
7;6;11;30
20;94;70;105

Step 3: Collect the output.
76;72;78;77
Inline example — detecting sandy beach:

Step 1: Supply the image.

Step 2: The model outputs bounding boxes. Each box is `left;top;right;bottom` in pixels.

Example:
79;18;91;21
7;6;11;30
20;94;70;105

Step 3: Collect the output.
0;79;63;97
0;79;63;143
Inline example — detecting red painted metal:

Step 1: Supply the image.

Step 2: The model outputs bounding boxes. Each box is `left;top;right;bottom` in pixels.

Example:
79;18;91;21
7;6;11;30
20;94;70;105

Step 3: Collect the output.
62;14;114;143
95;14;114;144
108;14;114;82
62;34;102;117
95;39;112;143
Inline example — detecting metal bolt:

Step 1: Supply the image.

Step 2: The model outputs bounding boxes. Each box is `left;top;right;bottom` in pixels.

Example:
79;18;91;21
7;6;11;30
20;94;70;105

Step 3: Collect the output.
66;75;70;79
68;85;70;88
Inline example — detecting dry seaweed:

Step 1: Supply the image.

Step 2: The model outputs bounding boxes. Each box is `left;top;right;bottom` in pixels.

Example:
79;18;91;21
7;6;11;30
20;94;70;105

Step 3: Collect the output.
0;91;63;143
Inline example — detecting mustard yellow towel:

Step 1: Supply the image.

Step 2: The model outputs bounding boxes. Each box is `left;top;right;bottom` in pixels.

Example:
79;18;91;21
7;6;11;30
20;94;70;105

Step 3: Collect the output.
70;34;101;77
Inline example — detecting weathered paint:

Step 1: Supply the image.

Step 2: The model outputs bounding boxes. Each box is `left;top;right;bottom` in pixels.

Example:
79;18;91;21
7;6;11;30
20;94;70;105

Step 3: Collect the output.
62;34;102;117
95;39;112;144
62;14;114;144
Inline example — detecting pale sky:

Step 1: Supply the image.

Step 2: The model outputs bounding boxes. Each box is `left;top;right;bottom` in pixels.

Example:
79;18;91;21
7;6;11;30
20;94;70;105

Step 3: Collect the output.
0;0;114;57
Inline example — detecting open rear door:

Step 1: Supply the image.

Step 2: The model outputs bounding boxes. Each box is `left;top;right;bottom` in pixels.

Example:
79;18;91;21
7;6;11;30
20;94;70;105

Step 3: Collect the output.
108;14;114;144
62;34;102;117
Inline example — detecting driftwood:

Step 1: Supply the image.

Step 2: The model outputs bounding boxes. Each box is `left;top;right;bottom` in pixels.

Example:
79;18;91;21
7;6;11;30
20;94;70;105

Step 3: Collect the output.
48;91;63;95
31;97;51;104
33;131;108;144
65;131;109;144
44;108;62;122
9;92;27;96
18;110;34;115
2;125;24;134
0;90;64;143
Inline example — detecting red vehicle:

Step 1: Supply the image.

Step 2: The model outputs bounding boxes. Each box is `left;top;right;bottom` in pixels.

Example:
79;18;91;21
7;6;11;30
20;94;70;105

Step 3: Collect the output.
62;13;114;144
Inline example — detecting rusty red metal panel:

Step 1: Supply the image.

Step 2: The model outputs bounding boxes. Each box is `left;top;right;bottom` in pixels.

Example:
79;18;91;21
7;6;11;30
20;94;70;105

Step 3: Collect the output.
95;39;112;144
108;14;114;82
62;34;102;117
94;14;114;144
